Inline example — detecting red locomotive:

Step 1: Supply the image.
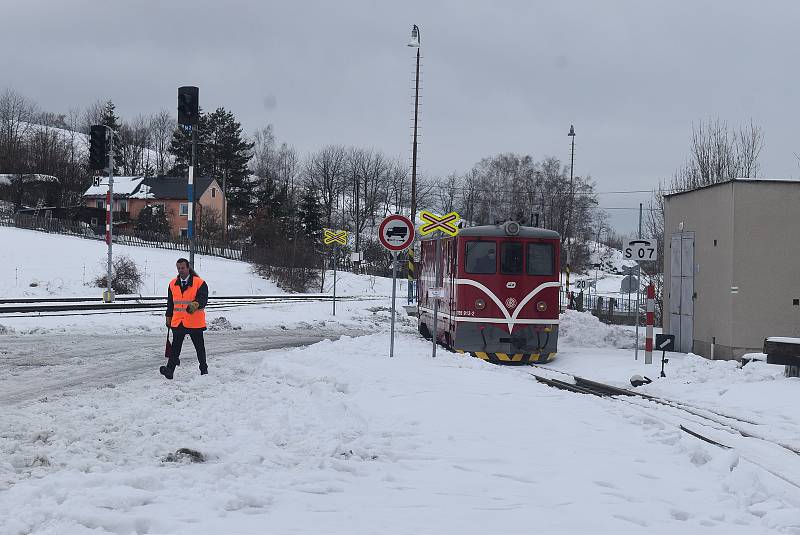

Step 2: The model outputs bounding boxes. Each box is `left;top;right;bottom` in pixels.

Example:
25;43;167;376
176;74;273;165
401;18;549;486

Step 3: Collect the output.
417;221;561;364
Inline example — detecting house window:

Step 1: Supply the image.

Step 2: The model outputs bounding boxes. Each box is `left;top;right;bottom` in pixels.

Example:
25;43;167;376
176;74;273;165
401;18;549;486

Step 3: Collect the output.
180;203;189;216
95;199;104;209
212;187;216;198
116;200;127;212
180;228;188;238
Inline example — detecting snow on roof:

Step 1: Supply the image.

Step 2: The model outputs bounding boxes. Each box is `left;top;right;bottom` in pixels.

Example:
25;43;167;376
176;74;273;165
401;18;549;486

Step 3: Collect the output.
130;183;154;199
84;176;145;197
0;173;59;185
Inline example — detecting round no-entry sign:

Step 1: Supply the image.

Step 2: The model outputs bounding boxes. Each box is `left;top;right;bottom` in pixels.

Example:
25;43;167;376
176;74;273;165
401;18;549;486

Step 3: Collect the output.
379;214;415;252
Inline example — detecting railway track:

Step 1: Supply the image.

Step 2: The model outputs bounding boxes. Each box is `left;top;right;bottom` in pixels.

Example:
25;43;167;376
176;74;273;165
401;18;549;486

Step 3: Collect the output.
528;365;800;491
0;294;385;317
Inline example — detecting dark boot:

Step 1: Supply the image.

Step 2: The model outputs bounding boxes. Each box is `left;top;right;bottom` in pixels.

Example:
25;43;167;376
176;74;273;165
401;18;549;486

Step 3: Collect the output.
159;365;174;380
200;367;208;375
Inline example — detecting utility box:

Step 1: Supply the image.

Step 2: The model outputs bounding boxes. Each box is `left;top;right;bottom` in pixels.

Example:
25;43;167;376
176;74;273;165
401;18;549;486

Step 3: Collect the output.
664;178;800;360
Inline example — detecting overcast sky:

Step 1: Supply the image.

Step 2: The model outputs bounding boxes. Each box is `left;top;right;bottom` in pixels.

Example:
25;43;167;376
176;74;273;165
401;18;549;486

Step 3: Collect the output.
3;0;799;233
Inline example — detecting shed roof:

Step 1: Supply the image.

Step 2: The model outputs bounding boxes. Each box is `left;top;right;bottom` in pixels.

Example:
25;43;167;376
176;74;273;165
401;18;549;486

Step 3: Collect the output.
664;178;800;199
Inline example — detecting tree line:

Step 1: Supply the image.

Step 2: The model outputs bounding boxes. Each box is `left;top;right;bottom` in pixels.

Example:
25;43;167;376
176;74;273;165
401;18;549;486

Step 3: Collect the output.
0;86;614;289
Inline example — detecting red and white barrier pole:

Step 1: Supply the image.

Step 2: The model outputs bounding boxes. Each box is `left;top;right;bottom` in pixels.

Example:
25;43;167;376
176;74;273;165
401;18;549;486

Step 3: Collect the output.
105;189;111;245
645;283;654;364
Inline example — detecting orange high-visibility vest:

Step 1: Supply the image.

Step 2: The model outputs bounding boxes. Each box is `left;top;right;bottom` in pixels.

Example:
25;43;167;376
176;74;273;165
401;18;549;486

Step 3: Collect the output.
169;276;206;329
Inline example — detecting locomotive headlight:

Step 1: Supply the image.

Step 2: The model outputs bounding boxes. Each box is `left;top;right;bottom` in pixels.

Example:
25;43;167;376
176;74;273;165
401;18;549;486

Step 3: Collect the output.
475;298;486;310
536;300;547;312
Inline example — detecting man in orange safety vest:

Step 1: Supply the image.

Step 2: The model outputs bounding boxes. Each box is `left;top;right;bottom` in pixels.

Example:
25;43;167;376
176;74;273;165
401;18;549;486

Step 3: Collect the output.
160;258;209;379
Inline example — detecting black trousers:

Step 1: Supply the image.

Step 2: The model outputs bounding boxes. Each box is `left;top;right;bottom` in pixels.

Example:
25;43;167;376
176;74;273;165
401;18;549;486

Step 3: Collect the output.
168;328;207;371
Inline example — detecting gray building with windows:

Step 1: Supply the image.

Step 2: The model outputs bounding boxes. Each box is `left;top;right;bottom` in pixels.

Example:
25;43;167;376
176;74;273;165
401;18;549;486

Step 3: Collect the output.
663;178;800;359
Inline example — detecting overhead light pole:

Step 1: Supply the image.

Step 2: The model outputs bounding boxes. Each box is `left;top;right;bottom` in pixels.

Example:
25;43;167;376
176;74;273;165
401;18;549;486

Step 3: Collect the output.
406;24;421;304
407;24;421;222
566;124;576;308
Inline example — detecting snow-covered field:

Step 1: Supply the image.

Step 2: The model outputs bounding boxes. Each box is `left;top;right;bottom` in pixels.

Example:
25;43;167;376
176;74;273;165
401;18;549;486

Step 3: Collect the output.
1;227;799;534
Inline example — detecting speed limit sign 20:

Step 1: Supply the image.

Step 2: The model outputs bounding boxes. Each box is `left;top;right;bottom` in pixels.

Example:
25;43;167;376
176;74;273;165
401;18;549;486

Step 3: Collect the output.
623;239;657;262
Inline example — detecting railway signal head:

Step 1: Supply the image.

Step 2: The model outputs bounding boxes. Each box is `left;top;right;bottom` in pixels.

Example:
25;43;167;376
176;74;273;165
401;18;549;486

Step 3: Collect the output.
89;125;108;170
178;86;199;126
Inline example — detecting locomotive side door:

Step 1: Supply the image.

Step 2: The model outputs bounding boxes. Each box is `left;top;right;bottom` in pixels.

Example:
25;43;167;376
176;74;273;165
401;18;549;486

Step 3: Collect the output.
447;237;457;333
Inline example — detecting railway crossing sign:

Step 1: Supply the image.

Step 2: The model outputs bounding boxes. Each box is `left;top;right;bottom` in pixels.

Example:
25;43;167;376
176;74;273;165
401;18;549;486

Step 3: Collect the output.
623;239;657;262
323;228;348;246
419;210;461;236
379;214;415;252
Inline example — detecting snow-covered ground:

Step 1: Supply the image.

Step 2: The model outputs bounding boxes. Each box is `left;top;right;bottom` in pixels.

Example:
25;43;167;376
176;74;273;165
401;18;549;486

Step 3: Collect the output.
1;227;799;534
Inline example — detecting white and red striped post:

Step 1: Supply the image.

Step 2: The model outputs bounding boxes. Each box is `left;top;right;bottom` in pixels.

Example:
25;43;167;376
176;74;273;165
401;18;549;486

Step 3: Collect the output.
105;189;111;244
645;283;654;364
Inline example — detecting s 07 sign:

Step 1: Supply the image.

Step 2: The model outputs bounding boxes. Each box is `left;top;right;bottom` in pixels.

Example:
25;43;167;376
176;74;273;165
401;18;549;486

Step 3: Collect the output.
623;239;657;262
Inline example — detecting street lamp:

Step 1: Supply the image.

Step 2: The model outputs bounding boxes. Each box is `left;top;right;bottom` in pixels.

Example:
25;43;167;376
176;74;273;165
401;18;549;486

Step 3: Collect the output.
566;125;576;308
406;24;421;305
407;24;421;221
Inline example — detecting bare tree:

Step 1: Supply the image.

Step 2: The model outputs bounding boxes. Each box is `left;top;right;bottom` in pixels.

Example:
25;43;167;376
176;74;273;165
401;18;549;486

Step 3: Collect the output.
0;88;37;173
435;172;460;215
303;145;347;228
149;109;174;175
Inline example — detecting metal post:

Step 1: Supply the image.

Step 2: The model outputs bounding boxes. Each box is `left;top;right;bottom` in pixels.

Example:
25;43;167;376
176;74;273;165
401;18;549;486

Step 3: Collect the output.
222;168;227;243
432;234;441;358
407;249;414;304
565;125;576;288
408;39;421;306
104;128;115;303
188;126;197;267
410;46;420;224
390;251;398;358
635;202;642;360
332;247;337;316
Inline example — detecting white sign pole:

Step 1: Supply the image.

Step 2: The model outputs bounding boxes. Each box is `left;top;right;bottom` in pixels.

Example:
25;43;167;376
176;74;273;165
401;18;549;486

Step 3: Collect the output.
332;246;337;316
431;233;441;358
390;251;398;358
635;204;642;360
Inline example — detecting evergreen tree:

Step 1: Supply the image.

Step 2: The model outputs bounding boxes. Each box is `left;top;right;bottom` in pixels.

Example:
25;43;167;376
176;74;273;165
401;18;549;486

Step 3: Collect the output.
101;100;124;174
167;107;254;219
167;110;210;176
205;108;254;218
297;186;323;244
136;204;170;237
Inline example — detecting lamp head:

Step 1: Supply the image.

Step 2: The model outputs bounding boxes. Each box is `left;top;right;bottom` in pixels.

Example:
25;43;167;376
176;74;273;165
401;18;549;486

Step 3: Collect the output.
407;24;420;47
568;124;575;137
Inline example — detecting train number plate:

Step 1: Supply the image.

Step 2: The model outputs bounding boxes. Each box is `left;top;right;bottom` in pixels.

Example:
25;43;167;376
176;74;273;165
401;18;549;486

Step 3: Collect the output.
456;310;475;316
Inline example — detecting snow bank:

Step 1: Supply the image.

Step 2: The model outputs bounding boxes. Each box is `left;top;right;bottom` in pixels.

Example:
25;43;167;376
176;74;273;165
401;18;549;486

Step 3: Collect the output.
1;332;798;534
559;308;635;348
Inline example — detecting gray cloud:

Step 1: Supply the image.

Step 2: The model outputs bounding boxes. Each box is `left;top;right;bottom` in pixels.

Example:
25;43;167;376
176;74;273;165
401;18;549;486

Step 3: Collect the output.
2;0;798;232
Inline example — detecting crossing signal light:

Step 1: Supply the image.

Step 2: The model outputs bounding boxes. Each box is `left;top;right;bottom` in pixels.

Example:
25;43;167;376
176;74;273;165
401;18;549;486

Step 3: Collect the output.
89;125;108;170
178;86;199;126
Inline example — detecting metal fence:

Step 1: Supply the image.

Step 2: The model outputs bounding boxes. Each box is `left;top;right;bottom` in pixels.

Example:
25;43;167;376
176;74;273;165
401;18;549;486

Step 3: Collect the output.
566;291;647;326
0;212;243;261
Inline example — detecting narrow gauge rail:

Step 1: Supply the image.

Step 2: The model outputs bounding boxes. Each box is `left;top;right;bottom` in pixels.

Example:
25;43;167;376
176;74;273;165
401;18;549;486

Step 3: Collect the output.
0;295;382;316
0;294;341;305
528;367;800;490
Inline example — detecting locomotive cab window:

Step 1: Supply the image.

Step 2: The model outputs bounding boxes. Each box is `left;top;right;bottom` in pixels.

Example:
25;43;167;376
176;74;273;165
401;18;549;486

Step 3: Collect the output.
527;242;555;276
465;241;496;274
500;242;523;274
